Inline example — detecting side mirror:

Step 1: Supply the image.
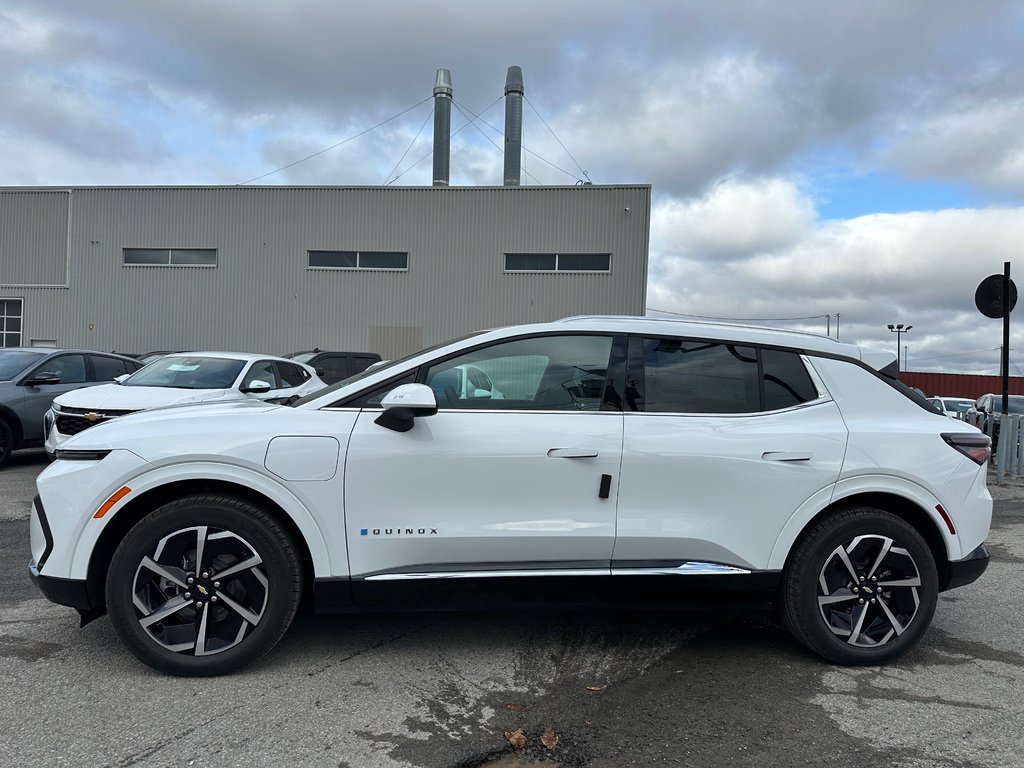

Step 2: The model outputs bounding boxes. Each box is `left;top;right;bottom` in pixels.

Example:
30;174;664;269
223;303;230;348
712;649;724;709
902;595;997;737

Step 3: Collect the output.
114;373;130;383
375;384;438;432
240;379;273;394
24;372;61;386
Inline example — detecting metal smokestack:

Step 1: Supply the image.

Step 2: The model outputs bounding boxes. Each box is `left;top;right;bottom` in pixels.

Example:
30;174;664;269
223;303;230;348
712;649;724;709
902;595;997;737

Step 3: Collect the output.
432;69;453;187
503;66;524;186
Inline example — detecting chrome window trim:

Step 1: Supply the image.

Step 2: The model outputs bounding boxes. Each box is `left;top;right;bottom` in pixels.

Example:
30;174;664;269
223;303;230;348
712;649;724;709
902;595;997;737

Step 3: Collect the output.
623;395;833;419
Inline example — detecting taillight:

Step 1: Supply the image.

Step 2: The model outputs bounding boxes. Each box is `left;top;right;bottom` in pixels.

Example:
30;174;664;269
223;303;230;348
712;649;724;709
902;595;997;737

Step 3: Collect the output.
942;433;991;465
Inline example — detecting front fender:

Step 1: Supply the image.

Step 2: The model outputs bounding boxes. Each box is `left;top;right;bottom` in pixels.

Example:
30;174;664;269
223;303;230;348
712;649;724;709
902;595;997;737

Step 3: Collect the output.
67;460;334;580
766;474;958;571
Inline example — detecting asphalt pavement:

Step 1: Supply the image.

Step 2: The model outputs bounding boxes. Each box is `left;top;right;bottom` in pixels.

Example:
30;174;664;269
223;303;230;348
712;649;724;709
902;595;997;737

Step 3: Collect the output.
2;449;1023;768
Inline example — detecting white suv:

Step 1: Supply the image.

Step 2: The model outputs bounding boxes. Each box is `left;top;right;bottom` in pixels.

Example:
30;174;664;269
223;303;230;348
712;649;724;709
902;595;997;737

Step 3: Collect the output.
28;317;992;675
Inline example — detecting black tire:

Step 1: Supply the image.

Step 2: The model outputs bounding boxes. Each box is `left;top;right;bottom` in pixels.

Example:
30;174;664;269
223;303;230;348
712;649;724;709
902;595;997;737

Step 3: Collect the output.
781;507;938;666
0;419;13;469
106;494;303;676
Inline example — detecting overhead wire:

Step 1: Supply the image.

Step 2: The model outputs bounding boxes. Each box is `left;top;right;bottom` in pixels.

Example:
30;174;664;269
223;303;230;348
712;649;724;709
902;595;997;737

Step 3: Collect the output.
524;94;591;183
239;96;432;185
386;94;504;185
452;98;580;183
383;103;433;185
452;100;542;186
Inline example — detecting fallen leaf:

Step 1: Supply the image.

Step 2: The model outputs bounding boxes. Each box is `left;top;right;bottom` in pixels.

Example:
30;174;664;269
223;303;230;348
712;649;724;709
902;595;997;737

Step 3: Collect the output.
505;728;528;749
585;685;606;692
541;726;559;751
505;703;529;713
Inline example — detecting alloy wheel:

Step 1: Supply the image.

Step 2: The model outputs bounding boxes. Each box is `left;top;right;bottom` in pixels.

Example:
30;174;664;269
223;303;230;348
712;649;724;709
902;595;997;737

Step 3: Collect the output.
131;526;269;656
816;534;922;648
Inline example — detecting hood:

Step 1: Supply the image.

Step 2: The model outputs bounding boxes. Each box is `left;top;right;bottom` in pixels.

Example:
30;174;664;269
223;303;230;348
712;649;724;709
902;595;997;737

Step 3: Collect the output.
54;383;234;410
59;398;295;461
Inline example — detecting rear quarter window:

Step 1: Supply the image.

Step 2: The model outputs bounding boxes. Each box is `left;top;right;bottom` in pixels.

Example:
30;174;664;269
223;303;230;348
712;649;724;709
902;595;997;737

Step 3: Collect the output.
762;349;819;410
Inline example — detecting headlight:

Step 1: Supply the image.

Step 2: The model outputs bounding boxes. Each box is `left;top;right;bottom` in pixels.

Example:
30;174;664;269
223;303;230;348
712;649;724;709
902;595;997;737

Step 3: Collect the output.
53;449;112;461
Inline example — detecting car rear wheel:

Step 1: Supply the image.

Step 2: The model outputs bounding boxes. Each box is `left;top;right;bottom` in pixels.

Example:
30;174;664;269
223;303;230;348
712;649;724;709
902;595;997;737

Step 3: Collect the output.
781;507;938;665
106;494;302;676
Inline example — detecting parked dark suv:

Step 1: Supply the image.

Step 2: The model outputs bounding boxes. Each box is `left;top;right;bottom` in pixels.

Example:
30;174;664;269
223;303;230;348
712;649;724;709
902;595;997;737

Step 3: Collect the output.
967;393;1024;448
0;348;144;467
283;349;382;385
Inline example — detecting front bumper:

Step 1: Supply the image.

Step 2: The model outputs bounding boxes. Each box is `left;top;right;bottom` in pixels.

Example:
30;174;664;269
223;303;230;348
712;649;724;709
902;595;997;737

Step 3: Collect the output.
28;567;93;611
941;544;990;591
29;493;105;623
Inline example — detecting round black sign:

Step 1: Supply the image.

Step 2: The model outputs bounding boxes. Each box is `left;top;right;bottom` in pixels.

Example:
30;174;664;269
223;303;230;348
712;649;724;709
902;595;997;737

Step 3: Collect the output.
975;274;1018;318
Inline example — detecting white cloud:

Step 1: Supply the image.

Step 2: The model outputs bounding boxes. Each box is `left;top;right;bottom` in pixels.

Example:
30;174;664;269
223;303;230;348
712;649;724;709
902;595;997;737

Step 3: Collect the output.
883;98;1024;193
649;189;1024;373
651;177;815;261
0;8;51;54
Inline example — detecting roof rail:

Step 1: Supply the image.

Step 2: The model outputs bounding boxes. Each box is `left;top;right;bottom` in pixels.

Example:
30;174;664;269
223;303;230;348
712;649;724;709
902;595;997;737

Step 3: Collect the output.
556;314;838;341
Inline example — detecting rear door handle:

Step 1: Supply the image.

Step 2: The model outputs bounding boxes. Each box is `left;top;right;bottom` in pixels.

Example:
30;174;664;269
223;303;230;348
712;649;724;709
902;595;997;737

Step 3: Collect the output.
547;448;599;458
762;451;812;462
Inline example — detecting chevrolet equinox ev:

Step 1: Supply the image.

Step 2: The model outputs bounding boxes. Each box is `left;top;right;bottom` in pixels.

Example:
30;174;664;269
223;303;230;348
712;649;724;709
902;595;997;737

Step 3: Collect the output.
29;317;991;675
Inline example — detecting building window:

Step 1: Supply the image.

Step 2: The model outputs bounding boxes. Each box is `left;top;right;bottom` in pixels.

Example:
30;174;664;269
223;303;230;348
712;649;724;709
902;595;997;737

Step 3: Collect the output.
308;251;408;270
0;298;23;347
504;253;611;272
123;248;217;266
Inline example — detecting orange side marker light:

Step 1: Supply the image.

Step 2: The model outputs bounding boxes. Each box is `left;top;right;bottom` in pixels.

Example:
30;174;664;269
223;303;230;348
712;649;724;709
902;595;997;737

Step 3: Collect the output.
94;486;132;519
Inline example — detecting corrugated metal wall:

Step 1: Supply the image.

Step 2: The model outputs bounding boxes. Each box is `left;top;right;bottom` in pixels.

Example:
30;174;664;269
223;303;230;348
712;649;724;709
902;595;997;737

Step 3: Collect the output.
899;371;1024;399
0;185;650;358
0;190;70;286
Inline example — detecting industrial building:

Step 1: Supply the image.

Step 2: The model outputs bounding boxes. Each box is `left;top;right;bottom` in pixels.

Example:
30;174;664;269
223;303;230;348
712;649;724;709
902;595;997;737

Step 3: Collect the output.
0;183;649;358
0;68;650;359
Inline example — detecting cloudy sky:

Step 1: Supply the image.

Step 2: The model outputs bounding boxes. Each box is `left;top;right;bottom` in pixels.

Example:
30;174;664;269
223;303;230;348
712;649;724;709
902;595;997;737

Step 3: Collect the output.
3;0;1024;374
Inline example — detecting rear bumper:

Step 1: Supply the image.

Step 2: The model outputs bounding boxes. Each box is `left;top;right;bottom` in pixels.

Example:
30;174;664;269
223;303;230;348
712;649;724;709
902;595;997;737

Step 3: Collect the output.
941;544;990;591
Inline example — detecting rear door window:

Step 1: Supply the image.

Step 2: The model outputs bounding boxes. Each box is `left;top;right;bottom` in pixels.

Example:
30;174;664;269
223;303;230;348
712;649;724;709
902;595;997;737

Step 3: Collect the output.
275;361;310;388
640;338;760;413
89;355;129;381
636;339;820;414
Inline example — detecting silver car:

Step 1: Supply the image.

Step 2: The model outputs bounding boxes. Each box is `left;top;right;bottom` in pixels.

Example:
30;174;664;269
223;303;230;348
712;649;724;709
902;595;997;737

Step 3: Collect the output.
0;348;143;468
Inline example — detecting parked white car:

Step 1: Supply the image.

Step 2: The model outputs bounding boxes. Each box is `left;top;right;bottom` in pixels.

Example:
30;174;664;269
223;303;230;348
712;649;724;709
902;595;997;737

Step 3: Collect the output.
927;397;973;420
29;317;991;675
44;352;325;456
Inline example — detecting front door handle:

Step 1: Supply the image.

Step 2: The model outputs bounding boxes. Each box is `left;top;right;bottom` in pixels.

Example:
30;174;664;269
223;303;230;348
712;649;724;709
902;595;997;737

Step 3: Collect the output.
762;451;812;462
547;448;599;458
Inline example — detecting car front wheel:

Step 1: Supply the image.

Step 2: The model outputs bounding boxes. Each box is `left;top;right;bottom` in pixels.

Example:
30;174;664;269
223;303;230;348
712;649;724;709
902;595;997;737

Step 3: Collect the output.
106;494;303;676
781;507;938;665
0;419;12;468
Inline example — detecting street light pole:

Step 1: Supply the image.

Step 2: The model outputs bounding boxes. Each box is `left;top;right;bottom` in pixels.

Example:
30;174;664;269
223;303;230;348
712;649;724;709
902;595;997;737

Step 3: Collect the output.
887;323;913;373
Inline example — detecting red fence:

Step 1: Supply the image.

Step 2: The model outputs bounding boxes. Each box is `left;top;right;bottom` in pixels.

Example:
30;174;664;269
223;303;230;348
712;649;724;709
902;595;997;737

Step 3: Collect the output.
897;371;1024;399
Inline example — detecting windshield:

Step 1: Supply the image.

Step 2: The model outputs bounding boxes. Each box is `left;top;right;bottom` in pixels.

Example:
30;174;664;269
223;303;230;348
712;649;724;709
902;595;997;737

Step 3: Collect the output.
288;331;488;407
123;356;246;389
943;399;972;413
994;396;1024;414
0;350;46;380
